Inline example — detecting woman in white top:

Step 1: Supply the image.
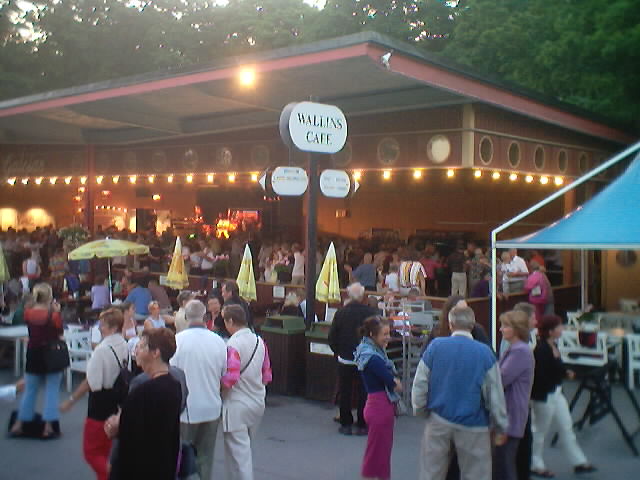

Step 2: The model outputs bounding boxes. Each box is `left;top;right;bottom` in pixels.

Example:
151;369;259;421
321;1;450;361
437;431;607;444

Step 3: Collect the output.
62;308;129;480
144;301;175;331
22;249;41;290
291;244;305;285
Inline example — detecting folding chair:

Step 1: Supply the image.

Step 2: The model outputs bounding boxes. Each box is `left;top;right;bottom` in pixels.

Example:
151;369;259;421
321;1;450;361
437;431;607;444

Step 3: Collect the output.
64;329;92;392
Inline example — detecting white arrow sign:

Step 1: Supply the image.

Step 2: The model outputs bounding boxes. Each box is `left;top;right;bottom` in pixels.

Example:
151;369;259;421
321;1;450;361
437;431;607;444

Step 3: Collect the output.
258;171;267;191
320;169;351;198
271;166;309;196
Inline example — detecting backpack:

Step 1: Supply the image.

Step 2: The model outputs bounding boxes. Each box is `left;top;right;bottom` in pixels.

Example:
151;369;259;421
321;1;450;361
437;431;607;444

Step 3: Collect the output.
108;346;133;405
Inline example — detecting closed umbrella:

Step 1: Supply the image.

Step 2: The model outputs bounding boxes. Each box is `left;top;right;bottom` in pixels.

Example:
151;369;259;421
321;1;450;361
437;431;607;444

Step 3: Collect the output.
236;244;257;302
68;238;149;303
165;237;189;290
316;242;341;303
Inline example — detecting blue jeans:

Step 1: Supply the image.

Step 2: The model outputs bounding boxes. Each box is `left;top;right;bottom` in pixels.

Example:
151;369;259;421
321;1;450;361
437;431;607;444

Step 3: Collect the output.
18;371;63;422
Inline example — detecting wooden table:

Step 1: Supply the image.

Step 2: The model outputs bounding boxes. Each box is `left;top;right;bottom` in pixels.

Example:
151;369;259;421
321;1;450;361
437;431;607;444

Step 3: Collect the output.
0;326;28;376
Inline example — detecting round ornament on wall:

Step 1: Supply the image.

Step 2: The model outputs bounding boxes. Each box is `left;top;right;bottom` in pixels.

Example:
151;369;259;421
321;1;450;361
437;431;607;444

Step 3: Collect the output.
183;148;200;172
377;137;400;166
331;142;352;167
428;135;452;164
151;150;167;172
250;145;270;169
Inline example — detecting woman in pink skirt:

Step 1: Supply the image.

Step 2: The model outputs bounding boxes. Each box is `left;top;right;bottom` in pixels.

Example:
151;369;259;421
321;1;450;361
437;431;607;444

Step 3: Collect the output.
355;316;402;480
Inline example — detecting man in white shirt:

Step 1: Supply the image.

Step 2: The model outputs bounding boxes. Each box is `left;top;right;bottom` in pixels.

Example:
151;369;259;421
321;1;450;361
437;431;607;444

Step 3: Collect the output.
170;299;227;480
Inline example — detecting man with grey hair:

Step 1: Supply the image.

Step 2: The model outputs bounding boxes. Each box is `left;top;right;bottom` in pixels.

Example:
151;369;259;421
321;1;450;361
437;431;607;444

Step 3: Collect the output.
170;299;227;480
328;282;377;435
412;306;508;480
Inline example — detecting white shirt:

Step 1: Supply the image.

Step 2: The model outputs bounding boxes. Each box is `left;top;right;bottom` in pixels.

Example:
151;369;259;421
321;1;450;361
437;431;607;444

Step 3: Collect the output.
509;255;529;274
190;252;203;268
385;272;400;292
87;334;129;391
201;248;214;270
170;326;227;423
292;252;305;277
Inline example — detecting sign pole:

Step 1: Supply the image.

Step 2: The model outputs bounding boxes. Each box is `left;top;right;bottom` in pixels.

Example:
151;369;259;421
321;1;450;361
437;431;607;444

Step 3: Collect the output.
304;153;319;328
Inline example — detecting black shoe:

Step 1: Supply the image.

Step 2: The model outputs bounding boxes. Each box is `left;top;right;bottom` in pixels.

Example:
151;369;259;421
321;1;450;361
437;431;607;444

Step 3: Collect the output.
338;425;352;436
354;426;368;436
574;465;597;474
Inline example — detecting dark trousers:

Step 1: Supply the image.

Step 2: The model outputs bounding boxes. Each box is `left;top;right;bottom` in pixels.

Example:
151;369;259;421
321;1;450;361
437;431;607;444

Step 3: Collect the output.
516;413;532;480
338;363;366;427
494;437;520;480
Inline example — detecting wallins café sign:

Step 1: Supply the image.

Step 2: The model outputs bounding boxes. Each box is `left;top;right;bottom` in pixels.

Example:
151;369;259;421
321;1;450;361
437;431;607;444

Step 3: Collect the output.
280;101;348;154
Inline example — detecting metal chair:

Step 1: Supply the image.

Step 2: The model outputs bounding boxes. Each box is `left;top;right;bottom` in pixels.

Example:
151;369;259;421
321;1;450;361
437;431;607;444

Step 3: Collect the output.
626;334;640;389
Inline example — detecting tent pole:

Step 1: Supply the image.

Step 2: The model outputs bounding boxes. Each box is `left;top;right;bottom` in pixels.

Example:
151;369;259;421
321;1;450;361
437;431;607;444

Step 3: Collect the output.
491;233;498;351
580;250;588;311
108;259;113;304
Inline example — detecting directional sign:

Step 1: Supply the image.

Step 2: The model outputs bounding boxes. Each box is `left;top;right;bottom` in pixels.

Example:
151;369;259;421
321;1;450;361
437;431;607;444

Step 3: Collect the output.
271;166;308;196
280;102;348;154
320;169;351;198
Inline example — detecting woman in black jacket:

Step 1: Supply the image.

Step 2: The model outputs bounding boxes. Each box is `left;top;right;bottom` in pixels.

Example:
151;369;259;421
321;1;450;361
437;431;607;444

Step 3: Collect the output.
530;315;595;478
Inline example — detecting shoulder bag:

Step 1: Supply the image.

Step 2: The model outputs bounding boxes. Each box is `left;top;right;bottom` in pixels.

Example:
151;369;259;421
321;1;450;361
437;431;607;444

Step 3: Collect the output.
43;307;70;373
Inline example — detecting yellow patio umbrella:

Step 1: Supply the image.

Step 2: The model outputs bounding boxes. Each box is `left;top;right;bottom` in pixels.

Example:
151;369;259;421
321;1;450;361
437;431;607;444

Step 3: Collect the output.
316;242;341;303
68;238;149;302
165;236;189;290
236;244;257;302
0;247;9;283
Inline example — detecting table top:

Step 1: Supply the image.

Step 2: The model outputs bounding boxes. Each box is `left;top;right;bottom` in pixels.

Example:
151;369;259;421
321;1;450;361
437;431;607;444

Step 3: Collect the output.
0;325;29;338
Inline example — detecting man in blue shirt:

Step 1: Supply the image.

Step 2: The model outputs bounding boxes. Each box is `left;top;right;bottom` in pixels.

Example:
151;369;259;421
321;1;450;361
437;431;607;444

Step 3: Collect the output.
412;306;508;480
125;277;153;321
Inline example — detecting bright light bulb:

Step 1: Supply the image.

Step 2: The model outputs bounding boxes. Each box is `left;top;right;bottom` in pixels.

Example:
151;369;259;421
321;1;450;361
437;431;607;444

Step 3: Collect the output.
239;68;256;87
382;170;391;180
167;174;174;184
186;174;193;183
78;186;86;193
152;194;161;201
148;175;155;183
7;178;16;186
21;178;28;185
554;176;564;186
446;169;455;178
129;175;137;184
474;170;482;178
228;173;236;183
250;173;258;182
492;171;500;180
509;173;518;181
96;175;103;184
540;176;549;185
65;177;72;185
207;174;214;183
80;176;87;185
353;170;362;181
35;177;43;185
413;169;422;179
525;175;534;183
112;175;119;184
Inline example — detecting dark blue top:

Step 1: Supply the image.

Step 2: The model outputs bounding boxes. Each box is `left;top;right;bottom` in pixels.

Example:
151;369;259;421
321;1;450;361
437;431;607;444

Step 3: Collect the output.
360;355;396;394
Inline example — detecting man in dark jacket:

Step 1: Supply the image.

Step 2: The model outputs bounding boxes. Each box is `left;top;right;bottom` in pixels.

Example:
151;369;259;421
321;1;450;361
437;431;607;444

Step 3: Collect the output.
328;282;377;436
221;280;253;330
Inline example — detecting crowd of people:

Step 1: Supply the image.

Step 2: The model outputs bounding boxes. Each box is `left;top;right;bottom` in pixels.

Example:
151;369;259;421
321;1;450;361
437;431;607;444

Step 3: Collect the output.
7;275;271;480
327;282;595;480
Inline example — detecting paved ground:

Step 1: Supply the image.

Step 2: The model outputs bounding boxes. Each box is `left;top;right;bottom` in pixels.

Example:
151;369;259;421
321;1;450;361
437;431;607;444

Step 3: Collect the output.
1;368;638;480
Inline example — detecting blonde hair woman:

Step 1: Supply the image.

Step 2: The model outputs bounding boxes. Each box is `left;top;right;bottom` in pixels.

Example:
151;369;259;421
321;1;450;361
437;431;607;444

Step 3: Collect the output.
10;283;64;439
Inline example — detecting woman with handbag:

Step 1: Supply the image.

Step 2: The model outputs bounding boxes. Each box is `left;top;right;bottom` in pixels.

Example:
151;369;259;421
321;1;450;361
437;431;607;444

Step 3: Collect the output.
524;261;554;323
354;316;402;480
10;282;66;439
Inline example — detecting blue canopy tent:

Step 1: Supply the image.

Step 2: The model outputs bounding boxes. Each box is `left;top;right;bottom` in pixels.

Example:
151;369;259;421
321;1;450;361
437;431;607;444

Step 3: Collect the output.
489;141;640;350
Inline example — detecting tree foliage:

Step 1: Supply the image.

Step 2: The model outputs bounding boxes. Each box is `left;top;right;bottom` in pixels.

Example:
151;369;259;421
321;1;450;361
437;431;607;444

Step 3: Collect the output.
0;0;637;132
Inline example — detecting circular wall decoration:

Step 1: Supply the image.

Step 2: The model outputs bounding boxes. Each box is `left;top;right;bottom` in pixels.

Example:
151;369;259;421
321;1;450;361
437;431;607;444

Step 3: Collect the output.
533;145;545;171
123;150;137;173
250;145;270;169
331;142;353;167
216;147;233;169
616;251;637;268
151;150;168;172
507;141;521;168
377;137;400;166
183;148;199;171
428;135;452;164
478;136;493;165
557;149;568;173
